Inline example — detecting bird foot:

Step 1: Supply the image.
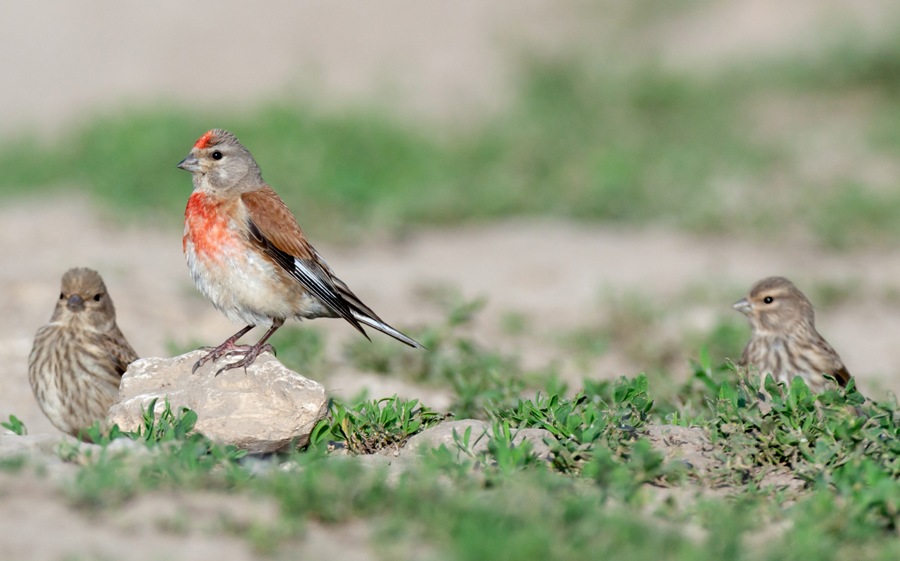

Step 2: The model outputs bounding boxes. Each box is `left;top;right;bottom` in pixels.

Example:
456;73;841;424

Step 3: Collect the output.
192;341;255;374
213;343;276;376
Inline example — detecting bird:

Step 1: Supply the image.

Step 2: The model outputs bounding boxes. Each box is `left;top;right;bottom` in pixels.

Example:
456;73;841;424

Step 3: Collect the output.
732;276;851;393
177;129;423;375
28;267;139;440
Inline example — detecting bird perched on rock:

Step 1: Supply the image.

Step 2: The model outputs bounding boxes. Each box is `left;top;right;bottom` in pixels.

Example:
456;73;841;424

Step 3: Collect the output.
733;276;850;393
177;129;423;375
28;267;139;439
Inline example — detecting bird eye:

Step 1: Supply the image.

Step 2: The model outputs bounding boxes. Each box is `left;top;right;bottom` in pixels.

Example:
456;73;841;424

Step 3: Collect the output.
763;296;774;304
93;294;103;302
59;292;65;300
211;150;223;160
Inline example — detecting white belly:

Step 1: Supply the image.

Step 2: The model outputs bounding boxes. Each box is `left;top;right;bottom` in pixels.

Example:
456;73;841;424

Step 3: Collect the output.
185;238;331;326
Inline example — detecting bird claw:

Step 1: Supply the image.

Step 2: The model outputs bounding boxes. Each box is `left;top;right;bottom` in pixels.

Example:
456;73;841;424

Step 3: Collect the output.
191;356;209;374
192;322;281;375
213;362;242;377
192;342;256;374
201;343;275;376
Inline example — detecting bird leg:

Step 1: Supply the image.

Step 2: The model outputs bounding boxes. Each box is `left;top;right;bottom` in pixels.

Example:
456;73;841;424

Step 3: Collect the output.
192;324;256;373
212;319;285;376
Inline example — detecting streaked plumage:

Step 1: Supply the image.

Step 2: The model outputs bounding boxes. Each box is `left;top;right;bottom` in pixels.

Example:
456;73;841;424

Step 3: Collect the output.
28;268;138;439
178;129;422;375
733;276;850;393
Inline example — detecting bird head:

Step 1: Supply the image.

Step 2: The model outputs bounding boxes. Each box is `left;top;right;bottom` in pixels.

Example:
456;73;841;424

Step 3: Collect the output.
732;276;815;334
51;267;117;330
177;129;263;191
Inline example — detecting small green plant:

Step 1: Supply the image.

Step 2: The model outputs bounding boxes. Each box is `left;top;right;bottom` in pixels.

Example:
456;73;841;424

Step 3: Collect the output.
693;363;900;528
483;422;545;476
76;397;204;446
443;421;546;479
1;414;26;436
582;438;671;503
658;349;740;422
489;375;659;479
133;397;200;443
67;399;247;509
311;396;444;454
79;420;127;445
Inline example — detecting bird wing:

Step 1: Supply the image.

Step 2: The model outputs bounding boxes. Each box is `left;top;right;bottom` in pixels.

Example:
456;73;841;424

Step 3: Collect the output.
240;187;369;338
101;327;140;376
814;335;851;387
241;187;422;348
240;186;315;260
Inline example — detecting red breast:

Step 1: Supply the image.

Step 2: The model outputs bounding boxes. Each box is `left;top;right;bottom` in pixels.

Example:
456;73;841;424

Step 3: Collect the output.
184;191;241;260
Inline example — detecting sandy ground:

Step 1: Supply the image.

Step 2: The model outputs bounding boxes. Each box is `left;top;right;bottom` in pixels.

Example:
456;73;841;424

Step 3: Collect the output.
3;1;900;559
0;470;378;561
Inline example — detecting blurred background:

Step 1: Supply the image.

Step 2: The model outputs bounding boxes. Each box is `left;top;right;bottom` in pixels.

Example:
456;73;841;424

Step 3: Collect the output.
2;0;900;433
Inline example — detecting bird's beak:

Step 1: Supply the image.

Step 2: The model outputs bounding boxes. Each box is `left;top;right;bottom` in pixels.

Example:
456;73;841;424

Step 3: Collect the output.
732;298;752;315
177;154;202;172
66;294;85;313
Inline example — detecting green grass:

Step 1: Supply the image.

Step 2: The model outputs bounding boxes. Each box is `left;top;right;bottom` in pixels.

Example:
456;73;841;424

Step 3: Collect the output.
1;414;27;436
4;26;900;246
310;396;444;453
6;351;895;560
5;296;900;559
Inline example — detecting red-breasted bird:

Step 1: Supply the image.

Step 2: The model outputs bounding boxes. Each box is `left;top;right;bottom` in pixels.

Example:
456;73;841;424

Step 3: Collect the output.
733;276;851;393
177;129;423;375
28;267;139;439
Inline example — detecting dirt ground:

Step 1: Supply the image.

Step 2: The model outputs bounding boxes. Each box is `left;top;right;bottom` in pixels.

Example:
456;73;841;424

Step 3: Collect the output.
2;1;900;559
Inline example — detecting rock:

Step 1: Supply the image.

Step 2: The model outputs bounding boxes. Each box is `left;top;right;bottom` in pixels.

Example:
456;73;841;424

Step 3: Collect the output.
509;428;555;462
107;351;328;454
402;420;555;462
402;420;489;459
0;433;78;460
645;424;714;474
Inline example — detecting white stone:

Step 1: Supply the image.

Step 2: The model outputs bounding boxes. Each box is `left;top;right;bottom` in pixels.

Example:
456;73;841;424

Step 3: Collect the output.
107;351;328;454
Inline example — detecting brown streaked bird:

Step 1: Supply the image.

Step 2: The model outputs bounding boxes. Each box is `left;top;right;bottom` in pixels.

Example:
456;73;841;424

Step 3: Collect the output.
177;129;423;375
732;276;851;393
28;268;139;439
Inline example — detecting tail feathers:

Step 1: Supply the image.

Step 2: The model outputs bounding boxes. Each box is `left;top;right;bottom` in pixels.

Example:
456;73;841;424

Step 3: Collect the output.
350;310;425;349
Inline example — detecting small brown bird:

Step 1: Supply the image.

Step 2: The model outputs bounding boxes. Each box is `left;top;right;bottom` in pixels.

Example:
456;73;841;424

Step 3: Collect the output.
177;129;422;375
28;268;139;439
733;276;850;393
